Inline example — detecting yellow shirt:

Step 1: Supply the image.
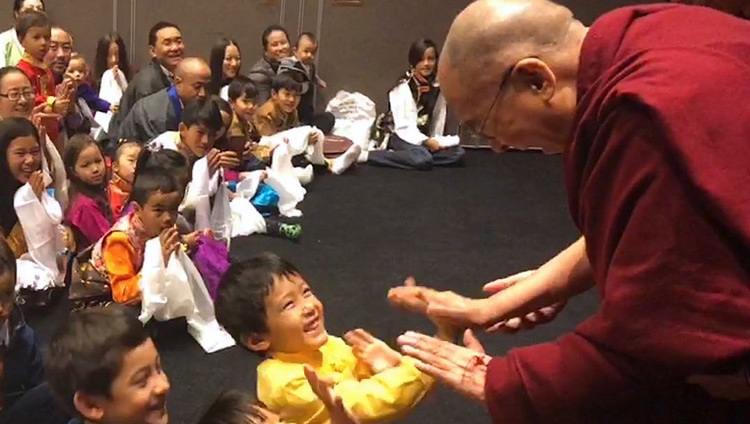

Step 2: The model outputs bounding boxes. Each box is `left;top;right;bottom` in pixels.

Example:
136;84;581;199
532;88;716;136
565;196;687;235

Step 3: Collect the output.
257;336;433;424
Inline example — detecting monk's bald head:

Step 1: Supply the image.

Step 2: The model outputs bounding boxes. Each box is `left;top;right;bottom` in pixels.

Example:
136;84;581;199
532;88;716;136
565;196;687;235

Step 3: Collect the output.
174;57;211;102
440;0;587;154
175;57;209;79
442;0;580;84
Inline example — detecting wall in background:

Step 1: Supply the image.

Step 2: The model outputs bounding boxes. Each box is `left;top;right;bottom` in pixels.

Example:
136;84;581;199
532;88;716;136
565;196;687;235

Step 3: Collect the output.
3;0;649;113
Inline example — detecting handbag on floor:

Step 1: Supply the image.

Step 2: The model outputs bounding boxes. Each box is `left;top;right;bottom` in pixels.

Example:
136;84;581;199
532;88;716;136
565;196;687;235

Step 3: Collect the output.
68;247;113;310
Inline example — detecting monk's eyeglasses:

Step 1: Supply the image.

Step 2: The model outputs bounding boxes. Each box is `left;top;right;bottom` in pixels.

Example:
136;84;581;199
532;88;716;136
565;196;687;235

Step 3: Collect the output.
463;66;514;138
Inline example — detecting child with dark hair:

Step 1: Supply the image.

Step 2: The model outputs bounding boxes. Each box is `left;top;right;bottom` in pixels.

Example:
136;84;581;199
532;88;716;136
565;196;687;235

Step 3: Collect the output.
14;10;65;113
149;97;233;169
226;75;270;165
45;305;170;424
278;32;335;134
255;73;360;176
89;167;183;305
366;38;464;171
198;382;360;424
63;134;113;250
109;140;141;219
215;253;446;424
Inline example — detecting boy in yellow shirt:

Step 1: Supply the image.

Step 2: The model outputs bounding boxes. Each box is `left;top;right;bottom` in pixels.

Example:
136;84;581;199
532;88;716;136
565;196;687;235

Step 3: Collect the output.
215;253;453;424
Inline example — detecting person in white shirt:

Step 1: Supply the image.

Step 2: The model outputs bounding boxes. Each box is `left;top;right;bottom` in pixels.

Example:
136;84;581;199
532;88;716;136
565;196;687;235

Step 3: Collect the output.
365;38;465;171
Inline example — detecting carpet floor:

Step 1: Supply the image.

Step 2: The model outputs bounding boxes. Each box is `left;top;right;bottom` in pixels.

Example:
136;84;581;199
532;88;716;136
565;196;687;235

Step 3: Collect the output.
27;149;599;424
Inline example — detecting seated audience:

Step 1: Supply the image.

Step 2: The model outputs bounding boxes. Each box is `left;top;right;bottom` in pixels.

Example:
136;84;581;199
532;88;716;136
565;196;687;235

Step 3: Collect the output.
255;73;359;175
0;66;68;208
63;134;113;250
0;0;45;67
117;57;211;142
89;167;185;305
248;25;291;105
208;37;241;98
45;305;170;424
109;21;184;138
215;253;442;424
366;38;464;171
278;32;335;134
150;99;301;242
109;140;141;219
0;236;69;424
226;76;270;167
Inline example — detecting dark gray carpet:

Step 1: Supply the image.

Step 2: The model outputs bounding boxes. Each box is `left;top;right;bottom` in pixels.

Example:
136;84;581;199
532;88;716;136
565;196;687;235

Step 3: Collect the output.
27;149;599;424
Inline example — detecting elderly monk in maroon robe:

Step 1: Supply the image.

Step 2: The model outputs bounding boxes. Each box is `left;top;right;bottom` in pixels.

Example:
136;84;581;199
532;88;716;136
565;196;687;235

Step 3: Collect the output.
388;0;750;422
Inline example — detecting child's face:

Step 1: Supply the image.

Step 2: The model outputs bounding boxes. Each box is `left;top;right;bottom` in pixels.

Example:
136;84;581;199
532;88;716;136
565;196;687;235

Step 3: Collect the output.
272;88;301;115
414;47;437;79
6;135;41;184
80;338;170;424
107;42;120;69
253;273;328;355
21;26;51;62
0;272;15;328
223;44;241;80
66;58;88;83
295;37;317;65
179;123;214;158
135;190;181;239
231;94;258;123
74;144;106;186
113;145;141;184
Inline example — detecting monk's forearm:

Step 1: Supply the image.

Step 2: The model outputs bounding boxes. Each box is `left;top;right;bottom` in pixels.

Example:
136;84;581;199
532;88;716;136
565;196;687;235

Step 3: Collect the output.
486;236;593;321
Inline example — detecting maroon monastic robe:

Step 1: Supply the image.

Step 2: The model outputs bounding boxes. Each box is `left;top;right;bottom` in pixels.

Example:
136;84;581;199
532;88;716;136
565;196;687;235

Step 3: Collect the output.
485;5;750;422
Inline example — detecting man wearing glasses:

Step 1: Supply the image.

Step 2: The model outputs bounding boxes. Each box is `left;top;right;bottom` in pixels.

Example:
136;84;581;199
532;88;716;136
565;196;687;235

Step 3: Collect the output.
390;0;750;423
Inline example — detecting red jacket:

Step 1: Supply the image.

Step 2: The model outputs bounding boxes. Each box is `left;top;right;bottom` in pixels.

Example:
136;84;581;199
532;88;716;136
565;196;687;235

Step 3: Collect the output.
16;56;55;106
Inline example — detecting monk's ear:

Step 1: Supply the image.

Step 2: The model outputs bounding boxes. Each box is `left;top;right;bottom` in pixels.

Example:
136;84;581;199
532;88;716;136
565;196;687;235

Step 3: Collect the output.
243;333;271;353
513;58;556;101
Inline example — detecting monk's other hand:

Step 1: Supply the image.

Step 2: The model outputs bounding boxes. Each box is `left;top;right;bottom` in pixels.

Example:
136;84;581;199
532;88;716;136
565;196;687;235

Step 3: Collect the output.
398;330;490;403
482;269;567;333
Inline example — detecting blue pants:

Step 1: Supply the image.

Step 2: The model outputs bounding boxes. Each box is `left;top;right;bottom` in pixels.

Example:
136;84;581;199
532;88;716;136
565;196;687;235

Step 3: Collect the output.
368;134;465;171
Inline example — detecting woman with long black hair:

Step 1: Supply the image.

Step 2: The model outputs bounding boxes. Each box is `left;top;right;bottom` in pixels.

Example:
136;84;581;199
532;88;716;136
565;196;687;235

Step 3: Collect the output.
208;37;242;98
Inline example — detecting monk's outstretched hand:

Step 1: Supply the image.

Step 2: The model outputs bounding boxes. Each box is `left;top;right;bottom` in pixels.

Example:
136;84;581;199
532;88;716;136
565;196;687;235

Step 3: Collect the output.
388;278;499;331
398;329;490;404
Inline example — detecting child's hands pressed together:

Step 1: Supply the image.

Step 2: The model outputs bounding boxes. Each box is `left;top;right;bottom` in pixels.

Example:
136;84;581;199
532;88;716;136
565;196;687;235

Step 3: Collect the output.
28;171;46;200
182;231;201;249
344;329;402;374
159;226;180;265
309;131;320;145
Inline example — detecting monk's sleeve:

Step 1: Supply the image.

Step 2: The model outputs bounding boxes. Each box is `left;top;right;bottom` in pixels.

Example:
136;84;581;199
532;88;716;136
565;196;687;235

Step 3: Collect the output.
484;105;750;423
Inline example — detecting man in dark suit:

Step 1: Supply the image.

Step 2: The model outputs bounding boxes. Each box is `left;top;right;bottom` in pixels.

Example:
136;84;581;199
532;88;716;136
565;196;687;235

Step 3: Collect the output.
108;21;184;142
117;57;210;142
